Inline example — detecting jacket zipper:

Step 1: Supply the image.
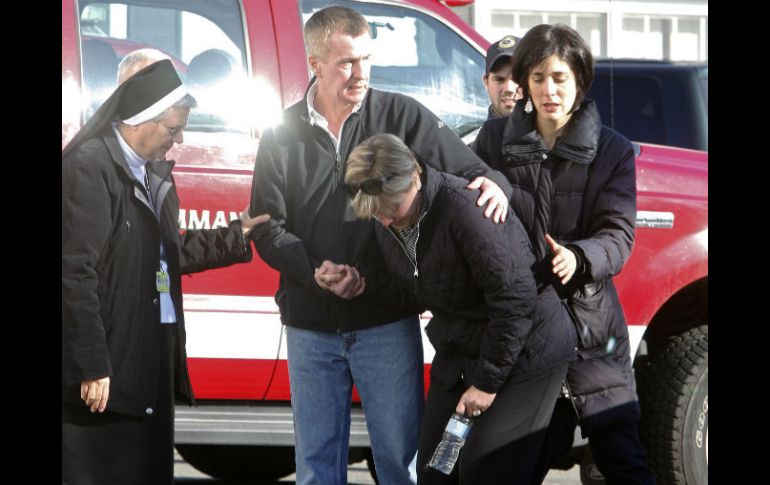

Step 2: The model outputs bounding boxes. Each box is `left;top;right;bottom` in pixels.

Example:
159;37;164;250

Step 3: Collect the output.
334;112;360;185
387;227;420;278
315;129;340;189
313;109;357;187
334;119;349;183
334;151;341;181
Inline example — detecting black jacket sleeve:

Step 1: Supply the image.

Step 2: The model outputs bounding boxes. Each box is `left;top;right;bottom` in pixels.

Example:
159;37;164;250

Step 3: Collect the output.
62;154;113;386
248;129;328;298
179;220;253;274
570;133;636;281
451;203;538;393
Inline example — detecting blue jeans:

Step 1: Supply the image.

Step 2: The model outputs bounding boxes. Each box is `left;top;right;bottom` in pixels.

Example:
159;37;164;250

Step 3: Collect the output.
287;317;424;485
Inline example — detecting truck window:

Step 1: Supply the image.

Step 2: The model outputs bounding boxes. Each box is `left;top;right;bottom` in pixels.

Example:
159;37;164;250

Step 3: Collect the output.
78;0;250;135
300;0;488;137
589;75;666;146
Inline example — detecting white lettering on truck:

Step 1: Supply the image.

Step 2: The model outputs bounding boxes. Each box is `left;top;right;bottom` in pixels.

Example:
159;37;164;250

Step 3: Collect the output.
178;209;241;230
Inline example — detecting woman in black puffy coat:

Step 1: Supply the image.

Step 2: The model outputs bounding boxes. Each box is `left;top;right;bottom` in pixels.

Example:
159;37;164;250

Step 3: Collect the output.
473;23;655;484
342;133;575;485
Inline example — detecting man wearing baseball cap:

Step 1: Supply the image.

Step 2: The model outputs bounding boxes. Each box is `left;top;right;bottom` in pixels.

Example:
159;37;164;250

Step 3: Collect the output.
483;35;522;119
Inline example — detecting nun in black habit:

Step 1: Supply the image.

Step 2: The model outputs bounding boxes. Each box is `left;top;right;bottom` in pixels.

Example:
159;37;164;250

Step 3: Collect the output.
62;59;260;484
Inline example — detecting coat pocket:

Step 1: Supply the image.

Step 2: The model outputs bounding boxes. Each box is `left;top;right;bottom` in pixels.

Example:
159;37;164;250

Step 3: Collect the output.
565;281;611;352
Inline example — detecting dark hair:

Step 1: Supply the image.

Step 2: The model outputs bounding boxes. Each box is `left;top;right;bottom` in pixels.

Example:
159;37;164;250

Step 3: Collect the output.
486;56;513;78
511;24;594;112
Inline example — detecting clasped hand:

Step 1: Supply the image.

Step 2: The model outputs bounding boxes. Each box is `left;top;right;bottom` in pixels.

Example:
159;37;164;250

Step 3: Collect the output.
314;260;365;299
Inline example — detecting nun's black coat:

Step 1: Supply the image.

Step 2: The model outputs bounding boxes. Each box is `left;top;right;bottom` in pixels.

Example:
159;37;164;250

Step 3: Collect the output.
62;61;249;483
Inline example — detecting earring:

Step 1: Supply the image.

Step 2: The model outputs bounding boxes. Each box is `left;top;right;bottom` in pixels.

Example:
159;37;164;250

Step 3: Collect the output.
524;97;533;114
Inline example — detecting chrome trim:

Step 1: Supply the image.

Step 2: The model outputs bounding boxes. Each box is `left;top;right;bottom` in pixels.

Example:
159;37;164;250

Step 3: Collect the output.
636;210;674;229
237;0;251;76
175;404;371;446
236;0;257;138
73;0;84;126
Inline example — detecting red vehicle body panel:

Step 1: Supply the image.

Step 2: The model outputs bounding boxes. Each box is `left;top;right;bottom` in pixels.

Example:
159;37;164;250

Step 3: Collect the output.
616;145;708;326
188;358;276;399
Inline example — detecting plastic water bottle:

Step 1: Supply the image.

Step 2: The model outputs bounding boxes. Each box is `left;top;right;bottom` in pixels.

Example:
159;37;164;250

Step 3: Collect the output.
426;412;473;474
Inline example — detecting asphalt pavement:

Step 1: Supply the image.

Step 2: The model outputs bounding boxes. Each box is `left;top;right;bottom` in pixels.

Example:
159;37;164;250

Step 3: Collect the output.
174;449;581;484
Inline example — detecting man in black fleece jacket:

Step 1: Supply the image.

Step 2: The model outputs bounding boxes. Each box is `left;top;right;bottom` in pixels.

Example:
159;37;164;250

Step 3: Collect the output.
249;6;511;485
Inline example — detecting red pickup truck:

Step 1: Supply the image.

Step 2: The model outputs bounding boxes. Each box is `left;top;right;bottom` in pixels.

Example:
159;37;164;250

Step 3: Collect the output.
62;1;707;483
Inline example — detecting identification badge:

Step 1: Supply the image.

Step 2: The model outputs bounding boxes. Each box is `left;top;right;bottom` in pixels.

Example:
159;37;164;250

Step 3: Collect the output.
156;270;170;293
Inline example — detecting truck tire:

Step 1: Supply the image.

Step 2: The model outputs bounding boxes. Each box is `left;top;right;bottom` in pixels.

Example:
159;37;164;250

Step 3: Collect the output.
175;444;295;483
637;325;708;484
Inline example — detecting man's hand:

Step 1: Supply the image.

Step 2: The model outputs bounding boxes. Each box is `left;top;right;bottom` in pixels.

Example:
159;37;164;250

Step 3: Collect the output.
327;265;365;300
466;176;508;223
314;260;346;290
455;385;496;418
81;377;110;413
239;207;270;237
314;260;365;299
545;233;577;284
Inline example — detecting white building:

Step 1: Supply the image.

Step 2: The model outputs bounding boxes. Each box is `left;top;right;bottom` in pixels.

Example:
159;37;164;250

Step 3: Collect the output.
454;0;707;61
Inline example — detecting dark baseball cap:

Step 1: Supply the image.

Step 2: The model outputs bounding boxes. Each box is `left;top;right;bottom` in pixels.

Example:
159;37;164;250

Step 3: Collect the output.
485;35;520;74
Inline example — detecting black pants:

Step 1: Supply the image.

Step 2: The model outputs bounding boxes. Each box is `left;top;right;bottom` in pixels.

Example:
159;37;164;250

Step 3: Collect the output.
62;325;177;485
533;397;656;485
417;362;568;485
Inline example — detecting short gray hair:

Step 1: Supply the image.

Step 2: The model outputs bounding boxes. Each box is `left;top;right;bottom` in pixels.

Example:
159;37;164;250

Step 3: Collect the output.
345;134;421;220
117;48;171;84
150;96;196;124
304;6;369;60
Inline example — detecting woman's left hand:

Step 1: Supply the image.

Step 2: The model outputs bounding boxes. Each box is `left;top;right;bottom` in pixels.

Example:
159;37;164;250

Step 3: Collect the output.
545;233;577;284
455;385;496;418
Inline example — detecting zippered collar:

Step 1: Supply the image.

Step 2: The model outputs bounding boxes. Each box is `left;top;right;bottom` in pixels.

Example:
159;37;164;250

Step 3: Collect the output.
419;163;442;215
500;97;602;165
